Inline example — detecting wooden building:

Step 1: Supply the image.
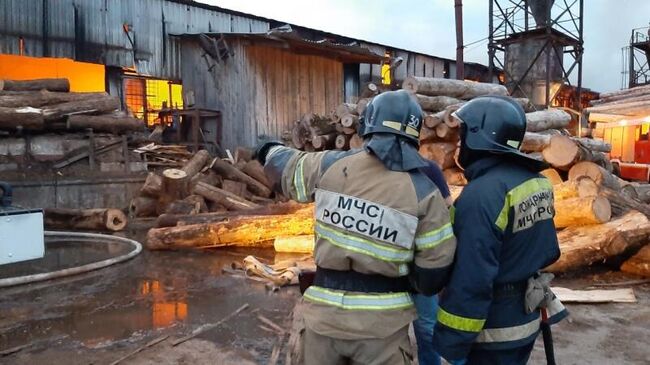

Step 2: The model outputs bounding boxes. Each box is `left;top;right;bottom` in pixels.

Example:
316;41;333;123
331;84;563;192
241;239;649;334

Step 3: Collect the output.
0;0;493;150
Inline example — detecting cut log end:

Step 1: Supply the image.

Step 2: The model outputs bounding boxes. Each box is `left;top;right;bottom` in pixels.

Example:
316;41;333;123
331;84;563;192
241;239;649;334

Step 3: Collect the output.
106;210;128;231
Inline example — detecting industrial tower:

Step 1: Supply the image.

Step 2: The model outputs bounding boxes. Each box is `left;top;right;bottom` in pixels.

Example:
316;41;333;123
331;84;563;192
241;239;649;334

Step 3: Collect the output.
488;0;584;109
623;26;650;89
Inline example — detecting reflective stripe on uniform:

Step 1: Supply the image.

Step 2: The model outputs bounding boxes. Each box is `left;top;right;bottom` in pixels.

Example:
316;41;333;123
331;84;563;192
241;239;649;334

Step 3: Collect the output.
315;223;413;262
475;316;541;343
437;307;486;333
303;285;414;310
494;178;554;232
414;223;454;250
294;156;308;202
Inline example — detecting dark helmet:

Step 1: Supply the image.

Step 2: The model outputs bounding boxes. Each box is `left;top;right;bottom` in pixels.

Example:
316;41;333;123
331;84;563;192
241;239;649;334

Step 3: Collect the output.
358;90;424;146
454;95;546;169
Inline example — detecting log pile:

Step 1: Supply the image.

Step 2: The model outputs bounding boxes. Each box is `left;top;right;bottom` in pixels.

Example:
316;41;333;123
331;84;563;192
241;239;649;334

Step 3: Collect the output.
0;78;144;134
586;83;650;121
132;148;282;220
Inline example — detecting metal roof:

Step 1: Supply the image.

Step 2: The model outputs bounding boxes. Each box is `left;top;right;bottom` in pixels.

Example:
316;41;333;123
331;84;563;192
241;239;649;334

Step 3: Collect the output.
174;25;384;64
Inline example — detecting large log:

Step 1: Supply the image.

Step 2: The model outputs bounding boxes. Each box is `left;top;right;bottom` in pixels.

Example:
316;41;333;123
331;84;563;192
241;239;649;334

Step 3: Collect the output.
443;168;467;186
44;208;127;231
402;77;508;99
311;133;336;150
553;177;599;201
0;78;70;92
521;132;552;152
181;149;211;178
66;114;143;134
42;95;120;121
419;142;457;169
193;181;261;211
597;84;650;100
574;138;612;153
585;99;650;115
621;184;650;203
211;158;272;198
0;90;108;108
434;122;459;141
241;160;273;189
335;134;351;150
334;103;357;119
340;114;359;128
141;173;163;197
146;209;315;250
547;211;650;273
349;134;364;149
274;235;314;253
541;135;607;171
129;196;158;217
414;94;463;112
222;179;251;200
155;202;311;227
420;126;438;143
0;106;45;130
424;112;443;129
620;245;650;277
599;187;650;218
525;109;571;132
157;169;190;214
540;168;563;185
356;98;371;116
568;161;621;190
553;196;611;228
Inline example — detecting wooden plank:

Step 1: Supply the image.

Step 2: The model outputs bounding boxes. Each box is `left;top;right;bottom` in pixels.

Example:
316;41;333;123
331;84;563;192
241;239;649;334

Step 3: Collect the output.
302;55;312;116
265;47;277;140
552;287;637;303
287;53;300;129
274;48;285;138
252;46;268;137
311;56;326;115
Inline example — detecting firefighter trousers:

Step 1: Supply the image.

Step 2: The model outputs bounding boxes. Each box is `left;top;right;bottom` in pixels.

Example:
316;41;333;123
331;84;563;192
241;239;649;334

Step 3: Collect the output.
303;325;412;365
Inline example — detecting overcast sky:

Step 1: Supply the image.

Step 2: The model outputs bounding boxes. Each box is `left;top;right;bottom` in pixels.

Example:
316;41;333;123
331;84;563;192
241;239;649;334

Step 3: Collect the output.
201;0;650;93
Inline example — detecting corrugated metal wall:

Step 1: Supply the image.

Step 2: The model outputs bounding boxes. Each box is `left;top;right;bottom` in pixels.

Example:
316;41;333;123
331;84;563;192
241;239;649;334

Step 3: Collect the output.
358;42;448;84
182;40;343;150
0;0;268;80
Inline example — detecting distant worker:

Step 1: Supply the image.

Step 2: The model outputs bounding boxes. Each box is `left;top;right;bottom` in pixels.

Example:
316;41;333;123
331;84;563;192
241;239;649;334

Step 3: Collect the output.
432;96;568;365
256;90;456;365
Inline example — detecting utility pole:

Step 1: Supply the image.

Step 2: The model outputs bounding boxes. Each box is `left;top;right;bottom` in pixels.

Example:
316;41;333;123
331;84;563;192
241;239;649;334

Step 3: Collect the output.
454;0;464;80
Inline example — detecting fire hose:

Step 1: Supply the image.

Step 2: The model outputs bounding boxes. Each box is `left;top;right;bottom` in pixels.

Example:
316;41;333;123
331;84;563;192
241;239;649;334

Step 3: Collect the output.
0;231;142;288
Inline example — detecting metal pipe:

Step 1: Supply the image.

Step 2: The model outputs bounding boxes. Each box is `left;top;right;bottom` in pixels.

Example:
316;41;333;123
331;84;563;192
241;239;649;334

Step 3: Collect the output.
455;0;465;80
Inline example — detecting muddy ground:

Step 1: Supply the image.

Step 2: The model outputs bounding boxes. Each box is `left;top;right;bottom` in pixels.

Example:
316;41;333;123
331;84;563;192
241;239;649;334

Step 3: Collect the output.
1;237;649;365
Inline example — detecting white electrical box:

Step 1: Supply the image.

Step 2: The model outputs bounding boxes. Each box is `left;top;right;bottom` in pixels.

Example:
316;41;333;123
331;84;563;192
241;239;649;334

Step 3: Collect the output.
0;210;45;265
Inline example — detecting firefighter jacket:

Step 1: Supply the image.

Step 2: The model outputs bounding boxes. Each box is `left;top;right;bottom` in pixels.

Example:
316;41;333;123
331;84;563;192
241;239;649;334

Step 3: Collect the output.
432;156;568;361
264;146;457;340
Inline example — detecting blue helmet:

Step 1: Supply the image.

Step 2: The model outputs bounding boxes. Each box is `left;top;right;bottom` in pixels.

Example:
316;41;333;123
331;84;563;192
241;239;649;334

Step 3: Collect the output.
454;95;547;169
358;90;424;146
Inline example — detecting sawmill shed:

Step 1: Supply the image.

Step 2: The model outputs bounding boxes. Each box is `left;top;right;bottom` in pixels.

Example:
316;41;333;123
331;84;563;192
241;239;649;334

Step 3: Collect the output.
0;0;492;150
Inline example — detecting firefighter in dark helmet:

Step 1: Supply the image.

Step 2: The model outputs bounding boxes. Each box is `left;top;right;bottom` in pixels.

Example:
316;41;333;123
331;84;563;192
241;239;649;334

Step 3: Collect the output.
432;96;568;365
256;90;456;365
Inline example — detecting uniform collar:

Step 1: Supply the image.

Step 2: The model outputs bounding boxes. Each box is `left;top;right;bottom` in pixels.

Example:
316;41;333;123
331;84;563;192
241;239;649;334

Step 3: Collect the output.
364;133;429;172
463;156;505;181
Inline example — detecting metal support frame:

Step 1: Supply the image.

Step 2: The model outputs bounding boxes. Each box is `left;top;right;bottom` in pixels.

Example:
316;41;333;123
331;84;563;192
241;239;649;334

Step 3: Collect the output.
488;0;584;109
624;26;650;88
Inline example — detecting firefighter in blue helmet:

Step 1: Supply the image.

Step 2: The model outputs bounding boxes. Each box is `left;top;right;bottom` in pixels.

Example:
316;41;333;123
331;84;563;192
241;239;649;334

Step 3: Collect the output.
432;96;568;365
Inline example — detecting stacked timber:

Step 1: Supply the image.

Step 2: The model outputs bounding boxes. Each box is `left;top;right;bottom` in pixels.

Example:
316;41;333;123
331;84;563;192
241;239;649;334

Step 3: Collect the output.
407;77;535;186
586;84;650;122
131;148;282;220
0;78;145;134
